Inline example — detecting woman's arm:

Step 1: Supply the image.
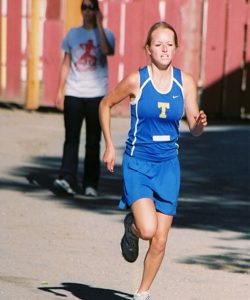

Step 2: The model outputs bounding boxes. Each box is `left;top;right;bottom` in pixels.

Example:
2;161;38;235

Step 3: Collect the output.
182;72;207;136
99;72;139;172
55;53;71;111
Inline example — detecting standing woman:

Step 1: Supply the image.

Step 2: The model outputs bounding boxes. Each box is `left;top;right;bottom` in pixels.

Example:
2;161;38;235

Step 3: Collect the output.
54;0;115;196
99;22;207;300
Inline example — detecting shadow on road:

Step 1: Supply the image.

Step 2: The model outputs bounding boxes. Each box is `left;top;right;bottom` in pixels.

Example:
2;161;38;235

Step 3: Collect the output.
38;282;133;299
174;125;250;237
1;124;248;232
1;124;249;274
174;125;250;274
178;247;250;274
0;146;125;214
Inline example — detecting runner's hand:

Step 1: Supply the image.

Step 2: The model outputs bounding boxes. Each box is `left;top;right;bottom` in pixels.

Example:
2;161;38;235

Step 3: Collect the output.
194;110;207;128
103;145;116;173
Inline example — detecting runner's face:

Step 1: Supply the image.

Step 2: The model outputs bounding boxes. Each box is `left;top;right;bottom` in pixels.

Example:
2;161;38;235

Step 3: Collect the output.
146;28;176;68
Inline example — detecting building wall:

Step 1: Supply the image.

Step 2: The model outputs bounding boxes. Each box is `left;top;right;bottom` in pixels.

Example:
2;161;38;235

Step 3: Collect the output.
0;0;249;118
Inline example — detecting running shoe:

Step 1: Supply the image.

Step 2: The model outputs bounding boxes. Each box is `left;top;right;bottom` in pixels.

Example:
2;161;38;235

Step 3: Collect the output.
133;290;150;300
53;179;75;196
120;213;139;263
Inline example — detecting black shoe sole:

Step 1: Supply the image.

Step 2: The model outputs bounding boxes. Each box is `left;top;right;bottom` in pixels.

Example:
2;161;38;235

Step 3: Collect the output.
120;214;139;263
120;236;138;263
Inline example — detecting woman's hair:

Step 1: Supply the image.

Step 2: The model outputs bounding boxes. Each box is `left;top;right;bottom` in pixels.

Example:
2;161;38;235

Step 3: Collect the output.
144;21;179;48
81;0;99;11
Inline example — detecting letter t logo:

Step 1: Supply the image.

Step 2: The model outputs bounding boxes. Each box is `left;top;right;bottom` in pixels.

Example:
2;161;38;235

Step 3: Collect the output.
158;102;170;118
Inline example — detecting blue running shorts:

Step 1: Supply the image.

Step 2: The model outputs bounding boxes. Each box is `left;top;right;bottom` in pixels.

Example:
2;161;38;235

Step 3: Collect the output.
119;153;180;216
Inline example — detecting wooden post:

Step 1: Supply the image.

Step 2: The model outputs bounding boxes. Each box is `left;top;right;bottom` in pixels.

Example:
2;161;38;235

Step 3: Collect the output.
64;0;82;33
25;0;40;110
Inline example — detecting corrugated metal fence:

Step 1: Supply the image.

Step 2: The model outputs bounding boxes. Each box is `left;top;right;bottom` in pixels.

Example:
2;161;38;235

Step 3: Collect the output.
0;0;249;118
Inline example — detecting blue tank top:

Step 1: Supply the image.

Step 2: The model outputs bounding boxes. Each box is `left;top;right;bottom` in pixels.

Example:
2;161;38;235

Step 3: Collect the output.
125;66;184;161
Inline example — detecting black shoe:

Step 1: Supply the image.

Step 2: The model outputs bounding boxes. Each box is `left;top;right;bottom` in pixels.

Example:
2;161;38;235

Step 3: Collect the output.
121;213;139;263
53;179;76;196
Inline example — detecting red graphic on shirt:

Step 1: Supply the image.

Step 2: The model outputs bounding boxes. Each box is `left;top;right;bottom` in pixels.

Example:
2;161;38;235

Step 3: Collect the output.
74;40;99;71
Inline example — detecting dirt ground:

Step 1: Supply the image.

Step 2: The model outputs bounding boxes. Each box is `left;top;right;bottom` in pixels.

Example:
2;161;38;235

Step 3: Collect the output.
0;107;249;300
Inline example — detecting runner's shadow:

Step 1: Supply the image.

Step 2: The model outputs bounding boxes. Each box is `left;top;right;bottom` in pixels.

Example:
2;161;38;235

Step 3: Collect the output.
38;282;133;300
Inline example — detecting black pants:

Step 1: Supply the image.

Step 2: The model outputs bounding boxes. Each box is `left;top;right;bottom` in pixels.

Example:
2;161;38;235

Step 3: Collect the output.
59;95;102;189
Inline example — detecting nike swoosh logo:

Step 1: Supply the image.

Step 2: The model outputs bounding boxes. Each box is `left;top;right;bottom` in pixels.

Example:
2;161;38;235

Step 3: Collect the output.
173;95;179;99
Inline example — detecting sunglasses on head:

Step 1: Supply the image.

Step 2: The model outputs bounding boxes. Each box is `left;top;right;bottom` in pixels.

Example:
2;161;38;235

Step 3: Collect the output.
82;3;96;11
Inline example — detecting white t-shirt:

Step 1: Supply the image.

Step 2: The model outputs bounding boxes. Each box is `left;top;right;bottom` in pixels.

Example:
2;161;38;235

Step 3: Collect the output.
62;26;115;98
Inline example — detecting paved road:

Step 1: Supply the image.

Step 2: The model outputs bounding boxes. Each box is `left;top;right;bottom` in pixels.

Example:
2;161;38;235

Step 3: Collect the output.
0;107;249;300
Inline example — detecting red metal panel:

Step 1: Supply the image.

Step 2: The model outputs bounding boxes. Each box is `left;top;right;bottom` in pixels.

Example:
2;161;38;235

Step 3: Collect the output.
112;0;161;116
107;0;203;117
6;0;22;98
111;1;145;116
244;1;250;115
246;2;250;69
0;0;247;118
165;0;184;70
203;0;227;86
142;0;164;68
141;0;161;66
124;1;145;75
202;0;227;116
124;0;162;74
42;0;63;106
180;0;203;82
42;20;64;106
224;0;246;73
222;0;247;117
101;1;126;116
46;0;61;20
165;0;203;82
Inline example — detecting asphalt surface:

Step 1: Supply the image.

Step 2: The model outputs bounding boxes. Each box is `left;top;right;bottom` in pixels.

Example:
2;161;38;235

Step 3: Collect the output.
0;107;249;300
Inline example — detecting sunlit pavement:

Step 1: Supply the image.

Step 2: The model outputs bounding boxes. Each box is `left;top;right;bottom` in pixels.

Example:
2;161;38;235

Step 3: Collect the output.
0;108;249;300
